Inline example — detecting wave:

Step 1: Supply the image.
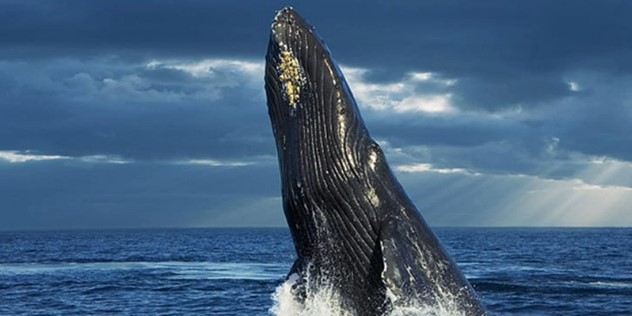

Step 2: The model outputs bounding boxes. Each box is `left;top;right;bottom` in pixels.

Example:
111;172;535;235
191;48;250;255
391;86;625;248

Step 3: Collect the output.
0;261;289;281
563;280;632;289
587;281;632;289
269;275;470;316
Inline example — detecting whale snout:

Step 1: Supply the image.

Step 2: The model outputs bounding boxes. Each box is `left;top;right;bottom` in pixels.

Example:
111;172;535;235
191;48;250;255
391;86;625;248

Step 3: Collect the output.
266;7;316;119
270;7;315;49
265;6;360;134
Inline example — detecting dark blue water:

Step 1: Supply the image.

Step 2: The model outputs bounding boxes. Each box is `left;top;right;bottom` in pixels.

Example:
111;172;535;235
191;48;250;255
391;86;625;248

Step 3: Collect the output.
0;228;630;315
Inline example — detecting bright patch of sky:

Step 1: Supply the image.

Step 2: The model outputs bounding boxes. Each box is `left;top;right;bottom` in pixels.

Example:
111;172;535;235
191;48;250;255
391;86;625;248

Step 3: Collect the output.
342;66;457;114
147;59;262;79
0;151;67;163
184;159;256;168
395;163;477;175
0;151;131;164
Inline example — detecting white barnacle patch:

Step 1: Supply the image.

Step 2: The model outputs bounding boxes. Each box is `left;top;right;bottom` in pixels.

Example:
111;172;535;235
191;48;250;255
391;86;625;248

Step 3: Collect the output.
367;147;378;171
367;186;380;208
278;50;303;109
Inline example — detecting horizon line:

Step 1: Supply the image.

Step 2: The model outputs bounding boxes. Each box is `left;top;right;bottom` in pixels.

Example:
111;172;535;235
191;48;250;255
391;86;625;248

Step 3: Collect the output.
1;225;631;233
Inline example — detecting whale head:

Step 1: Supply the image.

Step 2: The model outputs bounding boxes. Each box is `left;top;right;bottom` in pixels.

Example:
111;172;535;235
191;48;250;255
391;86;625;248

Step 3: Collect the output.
265;7;372;166
264;7;385;251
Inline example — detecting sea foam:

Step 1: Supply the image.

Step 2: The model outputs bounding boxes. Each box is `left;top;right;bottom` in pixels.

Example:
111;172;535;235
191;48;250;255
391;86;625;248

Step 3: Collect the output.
269;277;467;316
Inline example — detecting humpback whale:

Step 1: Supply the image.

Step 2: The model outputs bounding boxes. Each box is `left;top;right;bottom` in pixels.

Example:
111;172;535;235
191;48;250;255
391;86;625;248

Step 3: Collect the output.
264;7;486;315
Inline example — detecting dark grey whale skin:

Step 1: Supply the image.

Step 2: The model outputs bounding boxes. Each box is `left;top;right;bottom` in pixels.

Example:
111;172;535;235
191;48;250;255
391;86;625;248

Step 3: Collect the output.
264;7;486;315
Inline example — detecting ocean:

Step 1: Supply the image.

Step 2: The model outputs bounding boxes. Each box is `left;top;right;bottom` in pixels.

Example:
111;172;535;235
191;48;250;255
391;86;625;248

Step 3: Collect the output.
0;228;630;315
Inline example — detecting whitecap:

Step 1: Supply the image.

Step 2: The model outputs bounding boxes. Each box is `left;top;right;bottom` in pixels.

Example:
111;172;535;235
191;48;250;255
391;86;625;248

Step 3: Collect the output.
0;261;289;281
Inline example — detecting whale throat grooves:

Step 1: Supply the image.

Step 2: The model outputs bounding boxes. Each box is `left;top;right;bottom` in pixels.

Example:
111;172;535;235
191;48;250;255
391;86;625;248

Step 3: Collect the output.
264;6;487;316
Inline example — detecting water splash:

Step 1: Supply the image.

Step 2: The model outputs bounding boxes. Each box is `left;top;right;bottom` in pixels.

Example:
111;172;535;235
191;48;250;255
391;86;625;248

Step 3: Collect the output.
269;274;353;316
269;277;468;316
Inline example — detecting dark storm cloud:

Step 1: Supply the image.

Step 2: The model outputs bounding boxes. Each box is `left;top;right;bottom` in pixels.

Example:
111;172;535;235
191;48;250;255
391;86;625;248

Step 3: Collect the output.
553;74;632;162
4;1;630;69
371;118;540;176
367;112;520;148
0;58;273;160
0;0;284;60
307;0;632;110
3;0;631;113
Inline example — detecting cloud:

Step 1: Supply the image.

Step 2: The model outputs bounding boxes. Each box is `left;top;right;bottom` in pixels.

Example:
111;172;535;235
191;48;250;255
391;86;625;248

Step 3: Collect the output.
1;0;631;229
0;0;283;60
0;151;132;165
343;66;457;114
345;68;632;180
183;156;275;168
0;57;272;161
4;1;630;111
149;59;262;79
567;81;581;92
395;163;477;176
0;150;274;168
0;151;67;163
395;95;455;114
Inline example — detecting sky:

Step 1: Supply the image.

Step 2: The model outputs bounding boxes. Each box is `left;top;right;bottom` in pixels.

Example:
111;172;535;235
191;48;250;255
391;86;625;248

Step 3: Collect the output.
1;0;631;230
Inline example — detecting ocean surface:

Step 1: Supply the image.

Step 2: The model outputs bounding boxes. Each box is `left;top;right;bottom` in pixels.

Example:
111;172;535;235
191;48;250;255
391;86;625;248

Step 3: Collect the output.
0;227;631;315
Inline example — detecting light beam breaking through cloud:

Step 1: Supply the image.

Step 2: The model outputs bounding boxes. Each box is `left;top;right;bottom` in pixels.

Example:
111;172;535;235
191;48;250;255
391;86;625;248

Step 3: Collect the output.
1;0;631;229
